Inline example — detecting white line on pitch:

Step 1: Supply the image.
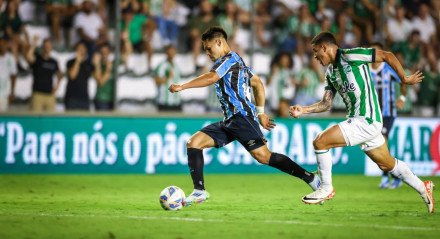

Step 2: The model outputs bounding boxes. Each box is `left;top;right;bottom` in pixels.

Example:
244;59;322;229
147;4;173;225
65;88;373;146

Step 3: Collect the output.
3;212;439;231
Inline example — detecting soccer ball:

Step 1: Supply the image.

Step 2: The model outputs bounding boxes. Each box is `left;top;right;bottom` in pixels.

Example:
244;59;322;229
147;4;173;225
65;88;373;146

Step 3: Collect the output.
159;186;186;211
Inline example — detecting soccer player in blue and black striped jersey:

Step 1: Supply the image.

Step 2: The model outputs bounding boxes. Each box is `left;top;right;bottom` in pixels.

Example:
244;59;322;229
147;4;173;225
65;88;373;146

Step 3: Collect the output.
169;26;321;206
370;42;407;189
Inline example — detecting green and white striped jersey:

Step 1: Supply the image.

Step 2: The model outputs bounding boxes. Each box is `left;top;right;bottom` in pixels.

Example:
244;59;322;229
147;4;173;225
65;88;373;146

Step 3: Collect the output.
154;60;181;106
325;48;382;123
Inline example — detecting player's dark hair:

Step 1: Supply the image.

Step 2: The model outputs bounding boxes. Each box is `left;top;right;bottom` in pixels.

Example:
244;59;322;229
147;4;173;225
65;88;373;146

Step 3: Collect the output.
370;41;383;49
202;26;228;41
311;32;337;46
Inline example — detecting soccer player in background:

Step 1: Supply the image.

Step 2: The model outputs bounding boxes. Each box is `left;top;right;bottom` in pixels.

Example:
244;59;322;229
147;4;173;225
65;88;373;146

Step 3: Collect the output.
289;32;435;213
168;26;321;206
369;42;406;189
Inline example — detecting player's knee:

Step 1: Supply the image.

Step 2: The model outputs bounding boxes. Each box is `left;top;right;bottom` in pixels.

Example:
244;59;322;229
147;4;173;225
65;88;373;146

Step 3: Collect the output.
187;138;202;149
251;150;270;165
313;135;327;150
379;164;393;172
378;162;394;172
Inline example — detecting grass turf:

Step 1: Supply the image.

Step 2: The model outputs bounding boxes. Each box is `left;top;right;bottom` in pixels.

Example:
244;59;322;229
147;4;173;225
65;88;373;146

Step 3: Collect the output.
0;174;439;239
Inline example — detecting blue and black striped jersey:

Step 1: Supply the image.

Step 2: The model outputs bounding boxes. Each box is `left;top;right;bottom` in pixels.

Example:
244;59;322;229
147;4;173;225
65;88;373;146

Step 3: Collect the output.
211;52;257;120
370;62;401;117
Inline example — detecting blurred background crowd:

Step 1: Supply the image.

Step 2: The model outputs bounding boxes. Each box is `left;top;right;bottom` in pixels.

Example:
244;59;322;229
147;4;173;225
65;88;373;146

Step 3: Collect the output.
0;0;439;117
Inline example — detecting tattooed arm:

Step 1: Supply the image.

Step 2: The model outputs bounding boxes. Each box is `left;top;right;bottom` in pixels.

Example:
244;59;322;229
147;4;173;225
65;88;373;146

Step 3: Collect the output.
289;89;335;118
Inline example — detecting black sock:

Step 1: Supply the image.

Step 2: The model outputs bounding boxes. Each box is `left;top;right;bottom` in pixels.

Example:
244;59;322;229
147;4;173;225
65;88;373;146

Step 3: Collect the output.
187;148;205;190
269;152;314;183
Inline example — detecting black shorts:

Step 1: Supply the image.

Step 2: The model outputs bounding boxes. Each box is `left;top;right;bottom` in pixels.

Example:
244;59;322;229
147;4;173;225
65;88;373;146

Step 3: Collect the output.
381;116;395;138
201;114;266;151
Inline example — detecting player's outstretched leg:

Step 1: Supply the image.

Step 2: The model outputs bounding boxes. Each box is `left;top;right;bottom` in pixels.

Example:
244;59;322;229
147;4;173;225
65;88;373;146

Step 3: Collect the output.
249;146;321;191
269;152;321;190
389;158;435;213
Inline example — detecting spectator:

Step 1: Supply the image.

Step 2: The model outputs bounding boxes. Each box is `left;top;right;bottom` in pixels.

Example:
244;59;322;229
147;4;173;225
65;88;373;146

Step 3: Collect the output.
0;37;16;112
73;0;104;57
392;30;422;72
267;52;295;117
25;37;63;112
92;43;114;111
45;0;74;48
411;3;436;44
121;5;155;72
385;5;413;47
346;0;378;44
0;0;6;38
1;0;28;67
217;1;242;53
217;1;238;39
414;51;440;117
187;0;218;65
293;57;323;106
65;42;94;110
334;7;359;48
154;0;189;47
287;3;320;40
154;45;182;111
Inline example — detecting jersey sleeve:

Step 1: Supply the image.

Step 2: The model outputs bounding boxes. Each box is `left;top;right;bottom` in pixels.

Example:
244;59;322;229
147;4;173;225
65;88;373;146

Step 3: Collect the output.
247;66;255;79
211;56;236;79
341;47;376;63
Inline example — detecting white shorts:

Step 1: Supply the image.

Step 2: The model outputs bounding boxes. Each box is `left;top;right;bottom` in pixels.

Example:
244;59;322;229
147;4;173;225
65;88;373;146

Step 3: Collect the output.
338;117;385;151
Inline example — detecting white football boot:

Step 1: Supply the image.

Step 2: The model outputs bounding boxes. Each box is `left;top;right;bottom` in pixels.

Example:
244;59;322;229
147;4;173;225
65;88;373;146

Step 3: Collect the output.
421;181;435;213
302;186;335;204
184;189;210;206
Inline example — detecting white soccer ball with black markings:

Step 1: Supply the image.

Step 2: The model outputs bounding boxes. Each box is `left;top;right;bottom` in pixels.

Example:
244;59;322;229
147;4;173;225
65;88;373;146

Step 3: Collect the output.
159;186;186;211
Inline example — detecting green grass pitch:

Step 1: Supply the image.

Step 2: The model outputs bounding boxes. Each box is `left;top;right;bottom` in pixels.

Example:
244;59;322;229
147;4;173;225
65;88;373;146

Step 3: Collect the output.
0;174;439;239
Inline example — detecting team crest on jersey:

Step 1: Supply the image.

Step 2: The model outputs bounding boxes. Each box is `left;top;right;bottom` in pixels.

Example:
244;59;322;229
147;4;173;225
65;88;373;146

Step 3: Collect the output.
343;65;352;74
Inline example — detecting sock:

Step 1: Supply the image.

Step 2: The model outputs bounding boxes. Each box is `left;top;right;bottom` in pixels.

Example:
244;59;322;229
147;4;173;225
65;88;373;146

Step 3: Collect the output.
268;153;314;183
389;159;425;194
315;149;333;190
187;148;205;190
390;173;400;180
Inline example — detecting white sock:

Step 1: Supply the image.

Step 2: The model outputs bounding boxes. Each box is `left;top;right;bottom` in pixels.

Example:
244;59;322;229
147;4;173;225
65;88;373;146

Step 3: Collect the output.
315;149;333;190
389;159;425;195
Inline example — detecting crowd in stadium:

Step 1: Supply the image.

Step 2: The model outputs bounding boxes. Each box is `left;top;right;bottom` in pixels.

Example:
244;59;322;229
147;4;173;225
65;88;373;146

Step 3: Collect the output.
0;0;439;117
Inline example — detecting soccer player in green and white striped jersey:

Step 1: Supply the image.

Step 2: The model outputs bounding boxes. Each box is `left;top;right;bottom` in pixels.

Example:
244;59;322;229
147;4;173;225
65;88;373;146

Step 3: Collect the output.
289;32;435;213
154;45;182;111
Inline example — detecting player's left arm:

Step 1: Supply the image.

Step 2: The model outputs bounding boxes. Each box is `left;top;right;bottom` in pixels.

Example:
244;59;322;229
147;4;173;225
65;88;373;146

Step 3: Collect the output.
250;74;275;130
375;49;423;85
168;71;220;93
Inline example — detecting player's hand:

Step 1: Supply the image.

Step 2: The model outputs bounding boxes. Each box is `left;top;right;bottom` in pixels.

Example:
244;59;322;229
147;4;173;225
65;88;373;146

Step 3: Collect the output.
396;98;405;109
168;84;183;93
289;105;303;118
404;71;424;85
258;113;276;130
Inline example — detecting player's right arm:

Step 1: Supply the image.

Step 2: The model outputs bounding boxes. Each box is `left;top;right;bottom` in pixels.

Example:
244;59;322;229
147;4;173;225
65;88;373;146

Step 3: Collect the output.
290;89;334;118
168;72;219;93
